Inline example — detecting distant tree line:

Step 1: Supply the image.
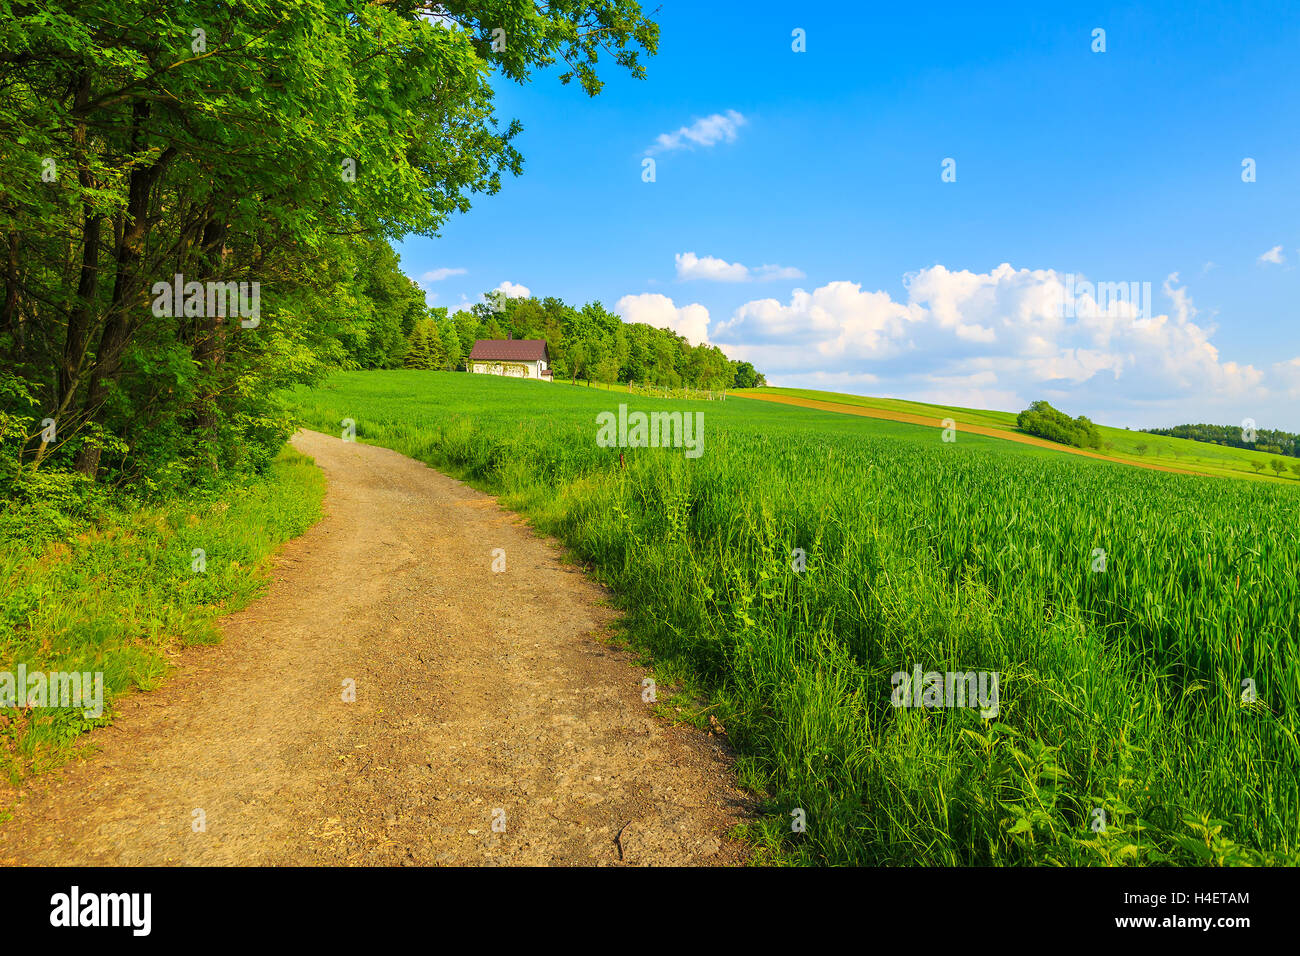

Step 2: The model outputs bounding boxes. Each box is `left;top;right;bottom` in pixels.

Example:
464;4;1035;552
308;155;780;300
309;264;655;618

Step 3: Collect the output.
1017;400;1102;449
1141;423;1299;458
392;292;766;390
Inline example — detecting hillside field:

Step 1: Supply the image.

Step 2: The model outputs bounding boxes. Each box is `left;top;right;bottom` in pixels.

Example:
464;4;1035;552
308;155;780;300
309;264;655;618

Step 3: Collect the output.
286;370;1300;865
742;387;1299;483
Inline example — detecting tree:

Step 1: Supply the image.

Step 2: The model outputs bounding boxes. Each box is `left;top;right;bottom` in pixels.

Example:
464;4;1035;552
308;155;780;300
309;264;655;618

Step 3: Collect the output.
731;361;764;389
1140;422;1300;457
414;288;764;388
403;322;432;369
440;321;464;371
1270;459;1287;476
352;240;430;369
0;0;660;490
1018;401;1102;449
454;311;481;365
1251;461;1266;474
403;318;444;370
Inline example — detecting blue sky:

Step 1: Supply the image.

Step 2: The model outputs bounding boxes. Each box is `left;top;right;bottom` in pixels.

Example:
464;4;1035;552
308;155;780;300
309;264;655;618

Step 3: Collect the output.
397;0;1300;429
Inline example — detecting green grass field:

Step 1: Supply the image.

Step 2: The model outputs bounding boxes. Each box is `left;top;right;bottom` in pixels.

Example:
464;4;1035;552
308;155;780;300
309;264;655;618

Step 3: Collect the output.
0;448;324;788
287;370;1300;866
748;385;1024;429
746;386;1298;483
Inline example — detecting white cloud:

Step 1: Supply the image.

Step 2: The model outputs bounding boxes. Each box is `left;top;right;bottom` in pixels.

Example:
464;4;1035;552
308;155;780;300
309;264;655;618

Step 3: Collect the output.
1274;356;1300;399
421;267;466;282
646;110;746;155
675;251;804;283
616;293;711;346
494;280;531;299
675;252;748;282
714;280;922;359
711;263;1288;423
417;267;469;306
1258;245;1285;265
447;281;532;314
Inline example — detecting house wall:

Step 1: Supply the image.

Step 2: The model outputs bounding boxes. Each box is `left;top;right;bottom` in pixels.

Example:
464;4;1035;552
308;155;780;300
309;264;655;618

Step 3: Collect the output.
470;360;546;379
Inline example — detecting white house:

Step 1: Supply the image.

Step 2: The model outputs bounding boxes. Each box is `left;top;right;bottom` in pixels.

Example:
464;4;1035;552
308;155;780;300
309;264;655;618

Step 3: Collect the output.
467;339;552;380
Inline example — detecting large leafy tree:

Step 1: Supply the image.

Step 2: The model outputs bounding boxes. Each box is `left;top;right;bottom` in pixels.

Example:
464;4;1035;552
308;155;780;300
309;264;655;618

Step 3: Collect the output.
0;0;658;489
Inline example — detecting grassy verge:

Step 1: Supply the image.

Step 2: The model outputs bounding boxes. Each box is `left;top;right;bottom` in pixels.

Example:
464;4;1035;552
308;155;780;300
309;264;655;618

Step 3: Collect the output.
0;447;324;789
287;371;1299;866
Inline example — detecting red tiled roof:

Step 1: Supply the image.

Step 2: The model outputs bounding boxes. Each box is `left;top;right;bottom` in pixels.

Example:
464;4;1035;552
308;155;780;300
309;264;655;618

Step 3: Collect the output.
468;339;548;362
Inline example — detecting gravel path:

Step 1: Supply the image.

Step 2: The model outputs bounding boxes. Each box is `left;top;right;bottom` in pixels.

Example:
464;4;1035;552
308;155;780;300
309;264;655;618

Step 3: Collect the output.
0;429;748;866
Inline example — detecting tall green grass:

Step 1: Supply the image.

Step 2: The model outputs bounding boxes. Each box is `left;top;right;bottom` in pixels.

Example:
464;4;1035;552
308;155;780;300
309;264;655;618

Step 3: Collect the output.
0;448;324;786
288;371;1300;865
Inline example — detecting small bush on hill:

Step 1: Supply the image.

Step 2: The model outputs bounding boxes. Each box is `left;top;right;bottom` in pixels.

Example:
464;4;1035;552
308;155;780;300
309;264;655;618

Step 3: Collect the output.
1017;400;1102;449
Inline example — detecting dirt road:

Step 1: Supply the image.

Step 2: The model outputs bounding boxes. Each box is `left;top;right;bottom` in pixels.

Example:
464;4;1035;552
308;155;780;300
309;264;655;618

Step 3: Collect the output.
0;430;747;866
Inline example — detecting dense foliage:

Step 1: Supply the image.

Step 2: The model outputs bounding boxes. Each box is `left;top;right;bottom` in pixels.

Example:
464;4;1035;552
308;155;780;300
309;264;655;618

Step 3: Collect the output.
396;293;766;389
1143;422;1299;458
1017;400;1102;449
0;0;658;499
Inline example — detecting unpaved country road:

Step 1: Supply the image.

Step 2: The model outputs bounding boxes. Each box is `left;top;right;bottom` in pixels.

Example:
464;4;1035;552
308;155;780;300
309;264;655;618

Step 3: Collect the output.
0;430;749;866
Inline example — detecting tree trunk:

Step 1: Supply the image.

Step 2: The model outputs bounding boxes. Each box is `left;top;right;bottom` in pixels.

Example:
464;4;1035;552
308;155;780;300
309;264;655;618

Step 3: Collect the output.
74;101;175;479
1;232;18;342
193;215;228;472
36;72;101;469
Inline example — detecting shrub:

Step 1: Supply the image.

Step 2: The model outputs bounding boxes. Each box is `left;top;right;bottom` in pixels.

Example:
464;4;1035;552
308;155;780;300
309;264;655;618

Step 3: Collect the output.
1016;401;1102;449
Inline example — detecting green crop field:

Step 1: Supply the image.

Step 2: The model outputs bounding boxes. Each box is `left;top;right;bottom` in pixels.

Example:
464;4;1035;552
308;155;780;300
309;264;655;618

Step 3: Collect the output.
745;386;1300;483
747;386;1024;430
287;370;1300;865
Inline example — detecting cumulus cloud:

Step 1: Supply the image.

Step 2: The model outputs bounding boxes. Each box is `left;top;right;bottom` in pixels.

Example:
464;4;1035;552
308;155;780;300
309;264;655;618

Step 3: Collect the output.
675;251;805;283
676;252;748;282
616;293;711;346
494;280;531;299
646;110;746;155
1258;245;1285;265
715;281;923;359
711;263;1284;422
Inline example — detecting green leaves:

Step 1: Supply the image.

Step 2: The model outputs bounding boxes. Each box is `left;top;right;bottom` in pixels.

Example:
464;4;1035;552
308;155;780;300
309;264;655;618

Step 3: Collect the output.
1;0;659;490
1017;400;1103;449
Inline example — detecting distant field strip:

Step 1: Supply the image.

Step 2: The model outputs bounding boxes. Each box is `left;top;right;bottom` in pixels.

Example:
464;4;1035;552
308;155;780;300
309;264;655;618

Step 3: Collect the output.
735;390;1206;477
